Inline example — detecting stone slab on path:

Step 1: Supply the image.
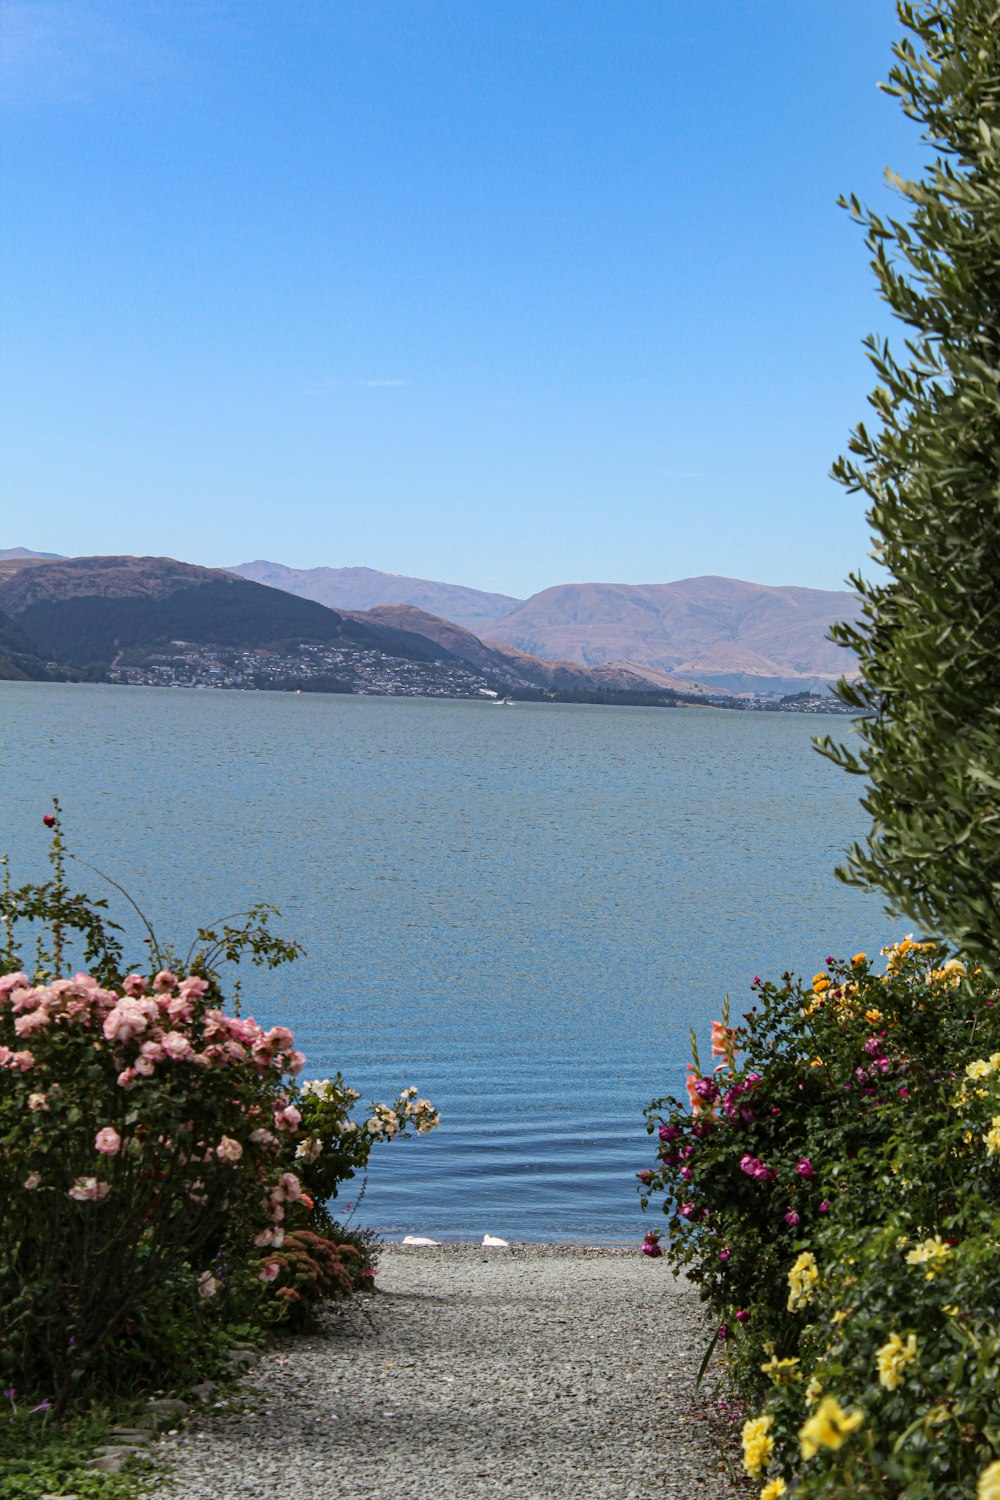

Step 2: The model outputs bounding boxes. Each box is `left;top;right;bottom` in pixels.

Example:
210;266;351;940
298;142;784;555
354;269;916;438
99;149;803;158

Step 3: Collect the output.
139;1245;742;1500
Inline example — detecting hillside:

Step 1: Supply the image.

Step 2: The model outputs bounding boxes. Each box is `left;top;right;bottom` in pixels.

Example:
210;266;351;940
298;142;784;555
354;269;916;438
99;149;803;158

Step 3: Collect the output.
228;560;522;634
0;608;81;682
0;556;459;672
354;603;713;696
481;576;859;692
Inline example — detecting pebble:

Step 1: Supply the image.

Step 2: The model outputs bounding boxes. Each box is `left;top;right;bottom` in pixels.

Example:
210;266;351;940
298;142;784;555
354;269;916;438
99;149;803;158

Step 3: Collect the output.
138;1245;743;1500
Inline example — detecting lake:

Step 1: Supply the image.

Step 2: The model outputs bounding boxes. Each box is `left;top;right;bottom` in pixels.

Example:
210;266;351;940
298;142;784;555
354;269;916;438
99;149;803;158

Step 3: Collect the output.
0;682;891;1242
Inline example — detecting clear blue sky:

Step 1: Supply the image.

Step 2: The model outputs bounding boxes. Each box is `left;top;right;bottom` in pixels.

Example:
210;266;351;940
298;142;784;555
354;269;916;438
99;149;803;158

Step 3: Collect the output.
1;1;925;599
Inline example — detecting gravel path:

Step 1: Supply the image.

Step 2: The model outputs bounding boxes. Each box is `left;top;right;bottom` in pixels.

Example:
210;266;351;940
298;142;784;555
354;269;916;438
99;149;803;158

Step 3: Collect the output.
140;1245;741;1500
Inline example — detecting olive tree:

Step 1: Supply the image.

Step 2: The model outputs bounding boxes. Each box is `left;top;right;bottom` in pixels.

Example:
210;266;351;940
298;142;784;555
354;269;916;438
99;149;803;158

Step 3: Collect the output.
818;0;1000;971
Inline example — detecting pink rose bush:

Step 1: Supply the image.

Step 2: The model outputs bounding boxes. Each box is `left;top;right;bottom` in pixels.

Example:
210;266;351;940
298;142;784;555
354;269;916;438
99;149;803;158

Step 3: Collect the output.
0;808;439;1411
640;944;1000;1496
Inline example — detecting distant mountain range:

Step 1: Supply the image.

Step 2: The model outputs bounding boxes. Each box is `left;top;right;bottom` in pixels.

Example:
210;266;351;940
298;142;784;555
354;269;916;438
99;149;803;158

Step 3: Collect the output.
231;559;859;694
0;552;714;699
1;549;858;696
229;560;520;635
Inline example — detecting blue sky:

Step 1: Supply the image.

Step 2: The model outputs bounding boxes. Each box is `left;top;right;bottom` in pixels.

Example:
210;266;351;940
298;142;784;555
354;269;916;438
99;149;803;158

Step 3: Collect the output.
1;1;924;598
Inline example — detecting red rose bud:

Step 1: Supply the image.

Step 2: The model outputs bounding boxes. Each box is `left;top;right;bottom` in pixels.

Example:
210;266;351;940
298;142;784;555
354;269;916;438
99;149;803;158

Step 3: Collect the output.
43;814;55;828
735;1309;750;1323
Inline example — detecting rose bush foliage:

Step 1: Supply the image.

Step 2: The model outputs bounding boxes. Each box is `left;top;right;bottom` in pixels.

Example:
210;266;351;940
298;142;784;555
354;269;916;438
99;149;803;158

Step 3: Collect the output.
0;810;439;1411
642;941;1000;1497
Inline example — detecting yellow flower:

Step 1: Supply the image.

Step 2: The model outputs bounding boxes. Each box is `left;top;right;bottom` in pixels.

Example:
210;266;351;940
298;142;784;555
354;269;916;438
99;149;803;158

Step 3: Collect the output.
851;952;866;965
984;1117;1000;1157
831;1308;850;1326
966;1058;995;1081
760;1355;801;1384
979;1459;1000;1500
929;958;966;986
864;1007;883;1024
760;1481;787;1500
799;1396;864;1460
805;1375;823;1406
876;1332;918;1390
787;1250;820;1312
741;1415;774;1480
905;1235;952;1279
812;972;831;993
809;1056;824;1067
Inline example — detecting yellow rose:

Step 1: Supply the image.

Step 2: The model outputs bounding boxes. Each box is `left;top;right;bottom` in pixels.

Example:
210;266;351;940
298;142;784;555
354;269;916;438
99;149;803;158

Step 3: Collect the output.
787;1250;819;1312
741;1415;774;1479
760;1355;801;1384
979;1459;1000;1500
800;1396;864;1460
905;1235;952;1279
876;1332;918;1390
760;1481;787;1500
812;972;831;993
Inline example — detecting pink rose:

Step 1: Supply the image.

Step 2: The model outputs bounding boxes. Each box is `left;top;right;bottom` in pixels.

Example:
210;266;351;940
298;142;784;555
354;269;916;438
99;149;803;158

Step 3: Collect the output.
13;1008;51;1036
178;975;209;1001
197;1272;219;1299
215;1136;244;1164
280;1171;302;1202
24;1170;41;1190
122;974;148;997
68;1176;110;1202
153;970;179;991
0;1046;35;1071
258;1260;281;1282
117;1067;139;1089
161;1031;194;1062
94;1127;121;1156
274;1105;301;1133
796;1158;814;1178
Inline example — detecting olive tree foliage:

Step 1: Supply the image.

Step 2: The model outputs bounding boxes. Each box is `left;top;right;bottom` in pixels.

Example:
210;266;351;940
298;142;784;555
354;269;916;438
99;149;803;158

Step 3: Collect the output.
818;0;1000;972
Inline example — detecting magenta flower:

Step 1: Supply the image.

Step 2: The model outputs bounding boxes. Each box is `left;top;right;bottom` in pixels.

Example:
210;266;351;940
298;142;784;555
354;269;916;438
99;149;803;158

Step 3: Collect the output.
641;1233;663;1259
659;1124;681;1142
818;1200;831;1214
677;1202;696;1220
719;1248;731;1263
735;1309;750;1324
796;1158;814;1179
717;1324;730;1341
784;1210;801;1227
636;1170;653;1186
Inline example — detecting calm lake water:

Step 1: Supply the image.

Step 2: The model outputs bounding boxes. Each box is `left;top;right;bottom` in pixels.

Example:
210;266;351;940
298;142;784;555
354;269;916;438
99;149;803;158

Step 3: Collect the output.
0;683;892;1242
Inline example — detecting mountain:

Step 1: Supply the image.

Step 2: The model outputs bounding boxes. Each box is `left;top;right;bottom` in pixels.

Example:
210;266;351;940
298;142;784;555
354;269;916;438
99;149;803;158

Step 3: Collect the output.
480;576;859;693
353;604;713;696
0;547;65;561
228;560;522;634
0;555;462;671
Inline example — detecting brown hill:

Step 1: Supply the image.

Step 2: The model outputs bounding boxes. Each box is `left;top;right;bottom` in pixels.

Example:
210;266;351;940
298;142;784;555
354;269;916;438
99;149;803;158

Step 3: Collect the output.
229;560;521;634
353;603;713;696
482;576;859;687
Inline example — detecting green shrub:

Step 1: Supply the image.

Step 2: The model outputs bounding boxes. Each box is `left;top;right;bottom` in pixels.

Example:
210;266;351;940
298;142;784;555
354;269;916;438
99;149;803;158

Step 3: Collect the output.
642;941;1000;1495
0;806;438;1410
